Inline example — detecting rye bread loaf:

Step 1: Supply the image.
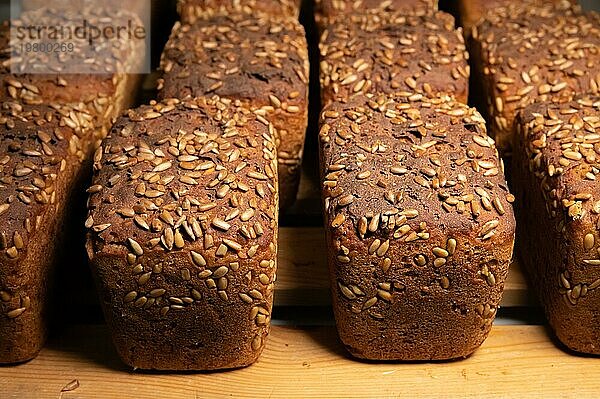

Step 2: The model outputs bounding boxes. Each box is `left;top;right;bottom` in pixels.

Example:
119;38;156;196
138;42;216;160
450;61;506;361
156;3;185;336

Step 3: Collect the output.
177;0;301;23
85;96;279;370
514;96;600;354
457;0;577;35
158;15;308;210
0;6;145;364
319;12;469;107
469;3;599;154
319;93;515;360
0;7;145;140
0;101;96;363
315;0;437;31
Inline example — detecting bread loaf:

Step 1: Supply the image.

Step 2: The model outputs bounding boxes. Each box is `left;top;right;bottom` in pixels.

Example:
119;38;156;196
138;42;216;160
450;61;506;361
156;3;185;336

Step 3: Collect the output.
177;0;301;23
158;15;308;210
315;0;437;30
319;93;515;360
0;7;145;140
85;96;279;370
457;0;577;35
469;3;599;154
514;96;600;354
0;6;146;364
319;12;469;107
0;101;96;363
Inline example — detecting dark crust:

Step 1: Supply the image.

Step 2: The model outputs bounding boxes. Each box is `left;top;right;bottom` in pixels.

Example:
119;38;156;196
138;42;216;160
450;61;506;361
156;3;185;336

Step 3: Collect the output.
0;22;113;101
469;3;598;154
0;8;145;135
0;101;95;363
158;15;308;209
458;0;506;34
514;96;600;354
319;93;515;360
86;96;279;370
315;0;437;30
0;7;145;364
319;12;469;107
177;0;301;23
458;0;578;34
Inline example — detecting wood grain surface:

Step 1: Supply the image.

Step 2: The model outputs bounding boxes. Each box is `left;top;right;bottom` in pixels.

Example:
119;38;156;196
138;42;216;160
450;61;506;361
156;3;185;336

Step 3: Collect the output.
1;324;596;399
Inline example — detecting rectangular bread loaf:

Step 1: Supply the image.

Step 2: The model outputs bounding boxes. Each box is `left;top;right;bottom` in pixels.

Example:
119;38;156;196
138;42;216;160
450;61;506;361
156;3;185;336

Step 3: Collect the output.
85;96;279;370
319;93;516;360
0;101;96;363
177;0;301;23
315;0;437;30
457;0;577;35
158;15;308;210
514;96;600;354
0;7;146;140
469;3;599;154
319;12;469;107
0;6;146;364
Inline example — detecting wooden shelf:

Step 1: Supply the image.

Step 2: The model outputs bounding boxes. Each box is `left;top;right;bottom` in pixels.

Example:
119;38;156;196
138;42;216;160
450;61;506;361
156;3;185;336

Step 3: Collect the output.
2;324;598;398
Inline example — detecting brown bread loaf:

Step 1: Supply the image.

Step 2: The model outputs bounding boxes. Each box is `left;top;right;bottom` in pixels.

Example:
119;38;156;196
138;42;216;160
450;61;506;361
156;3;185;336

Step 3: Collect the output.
514;96;600;354
0;101;96;363
319;12;469;107
0;7;145;139
177;0;301;23
158;15;308;210
315;0;437;31
0;6;146;364
319;93;515;360
457;0;578;35
85;96;279;370
469;3;599;154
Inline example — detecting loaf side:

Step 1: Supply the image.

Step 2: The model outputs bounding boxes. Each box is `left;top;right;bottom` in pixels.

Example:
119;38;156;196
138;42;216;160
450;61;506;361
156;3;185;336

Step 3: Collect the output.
0;101;95;363
514;96;600;354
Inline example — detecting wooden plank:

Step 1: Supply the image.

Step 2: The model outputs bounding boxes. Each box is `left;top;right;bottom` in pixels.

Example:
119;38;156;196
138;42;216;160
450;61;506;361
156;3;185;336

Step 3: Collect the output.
276;227;535;307
1;324;596;399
